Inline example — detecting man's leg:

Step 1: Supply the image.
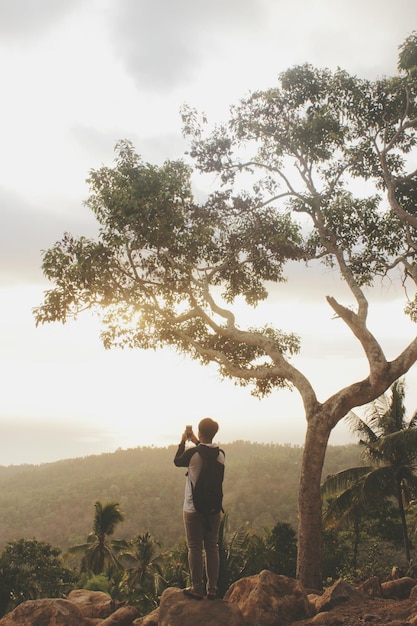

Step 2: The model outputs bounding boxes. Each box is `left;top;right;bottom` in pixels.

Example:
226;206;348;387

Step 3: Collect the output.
183;511;204;595
203;512;221;595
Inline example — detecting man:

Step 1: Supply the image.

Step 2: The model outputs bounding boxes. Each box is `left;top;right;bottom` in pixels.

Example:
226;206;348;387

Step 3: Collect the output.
174;417;225;600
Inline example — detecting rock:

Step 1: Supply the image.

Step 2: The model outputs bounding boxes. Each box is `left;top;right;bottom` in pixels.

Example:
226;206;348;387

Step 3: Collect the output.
67;589;115;618
0;598;87;625
158;587;248;626
358;575;382;598
381;576;416;599
102;605;139;625
313;578;367;613
309;612;345;625
408;612;417;625
223;569;311;626
410;584;417;601
307;592;323;614
133;607;159;625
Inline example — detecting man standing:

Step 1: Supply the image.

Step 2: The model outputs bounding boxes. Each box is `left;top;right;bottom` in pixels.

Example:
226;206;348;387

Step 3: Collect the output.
174;417;225;600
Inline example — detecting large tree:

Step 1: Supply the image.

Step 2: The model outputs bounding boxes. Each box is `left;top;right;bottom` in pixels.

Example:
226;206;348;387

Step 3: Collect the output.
35;35;417;589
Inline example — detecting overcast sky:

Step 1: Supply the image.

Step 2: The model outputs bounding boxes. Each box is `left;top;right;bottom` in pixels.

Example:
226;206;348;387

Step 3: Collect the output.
1;0;417;466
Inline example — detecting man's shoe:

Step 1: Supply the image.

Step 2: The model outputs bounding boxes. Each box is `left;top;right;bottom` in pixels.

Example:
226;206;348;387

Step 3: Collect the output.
183;587;204;600
207;592;218;600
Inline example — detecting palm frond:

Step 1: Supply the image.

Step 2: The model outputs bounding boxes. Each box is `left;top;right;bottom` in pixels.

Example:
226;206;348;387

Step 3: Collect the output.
94;501;125;536
66;543;90;557
322;481;365;529
323;466;398;529
321;467;372;496
345;411;378;444
361;465;396;500
375;429;417;465
396;465;417;491
408;408;417;430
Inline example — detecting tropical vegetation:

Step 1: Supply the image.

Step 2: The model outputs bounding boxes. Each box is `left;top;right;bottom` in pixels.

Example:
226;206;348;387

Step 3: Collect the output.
0;440;364;616
0;539;76;616
322;380;417;577
0;434;416;616
68;501;126;574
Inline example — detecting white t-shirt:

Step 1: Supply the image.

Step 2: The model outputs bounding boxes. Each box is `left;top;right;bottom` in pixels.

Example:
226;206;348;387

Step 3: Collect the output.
183;443;225;513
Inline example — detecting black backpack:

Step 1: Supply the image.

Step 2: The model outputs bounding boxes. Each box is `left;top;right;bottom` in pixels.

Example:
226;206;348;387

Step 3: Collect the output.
191;447;225;516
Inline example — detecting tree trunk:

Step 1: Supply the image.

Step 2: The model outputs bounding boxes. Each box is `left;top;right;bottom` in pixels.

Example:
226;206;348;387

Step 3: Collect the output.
297;413;331;590
396;479;411;563
353;515;360;569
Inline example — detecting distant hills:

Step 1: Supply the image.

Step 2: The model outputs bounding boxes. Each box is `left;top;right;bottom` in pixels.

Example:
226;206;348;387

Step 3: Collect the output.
0;441;363;551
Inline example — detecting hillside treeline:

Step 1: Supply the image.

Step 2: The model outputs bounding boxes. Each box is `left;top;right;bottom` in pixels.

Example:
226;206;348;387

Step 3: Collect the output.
0;441;362;551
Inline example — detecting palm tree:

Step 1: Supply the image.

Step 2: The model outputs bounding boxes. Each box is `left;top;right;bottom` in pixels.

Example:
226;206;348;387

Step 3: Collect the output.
119;532;164;613
322;379;417;563
69;501;126;575
121;532;162;590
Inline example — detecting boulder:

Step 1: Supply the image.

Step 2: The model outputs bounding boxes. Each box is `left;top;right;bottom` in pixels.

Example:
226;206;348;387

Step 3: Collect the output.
0;598;87;626
102;606;139;625
358;575;382;598
381;576;416;599
307;592;323;615
67;589;115;618
223;569;311;626
158;587;248;626
132;607;159;625
313;579;366;613
410;584;417;602
305;612;345;625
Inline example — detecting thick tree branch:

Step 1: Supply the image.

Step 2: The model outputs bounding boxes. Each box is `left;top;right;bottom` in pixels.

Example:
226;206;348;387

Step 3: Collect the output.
326;295;387;383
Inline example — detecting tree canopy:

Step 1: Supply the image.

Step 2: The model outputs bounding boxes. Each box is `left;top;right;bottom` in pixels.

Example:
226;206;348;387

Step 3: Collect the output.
35;34;417;588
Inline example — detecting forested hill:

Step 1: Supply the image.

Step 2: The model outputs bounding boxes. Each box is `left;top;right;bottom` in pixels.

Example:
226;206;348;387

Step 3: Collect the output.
0;442;362;552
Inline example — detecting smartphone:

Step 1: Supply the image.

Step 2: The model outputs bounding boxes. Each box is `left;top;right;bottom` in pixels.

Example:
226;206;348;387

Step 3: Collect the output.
186;425;193;439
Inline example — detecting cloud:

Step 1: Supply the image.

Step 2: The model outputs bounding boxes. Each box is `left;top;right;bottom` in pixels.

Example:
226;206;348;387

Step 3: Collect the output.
292;0;417;78
0;187;97;285
0;0;83;42
70;123;187;166
109;0;267;92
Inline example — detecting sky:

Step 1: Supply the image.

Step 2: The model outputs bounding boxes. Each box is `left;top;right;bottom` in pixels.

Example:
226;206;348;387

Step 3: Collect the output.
1;0;417;466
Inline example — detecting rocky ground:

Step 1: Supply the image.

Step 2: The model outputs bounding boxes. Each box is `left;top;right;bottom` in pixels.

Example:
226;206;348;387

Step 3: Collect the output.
292;596;416;625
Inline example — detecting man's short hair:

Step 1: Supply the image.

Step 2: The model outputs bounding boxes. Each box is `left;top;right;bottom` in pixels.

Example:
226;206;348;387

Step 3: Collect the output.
198;417;219;441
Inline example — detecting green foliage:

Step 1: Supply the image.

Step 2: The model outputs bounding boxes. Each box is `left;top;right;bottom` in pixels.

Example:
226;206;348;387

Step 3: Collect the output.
265;521;297;577
322;380;417;565
322;528;352;582
68;501;127;575
183;46;417;307
218;513;262;596
218;518;297;595
0;539;76;616
34;140;304;398
120;531;164;611
322;499;407;583
398;32;417;74
81;573;112;593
